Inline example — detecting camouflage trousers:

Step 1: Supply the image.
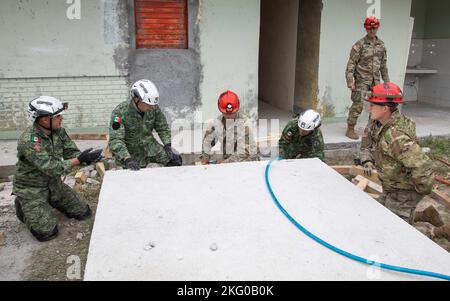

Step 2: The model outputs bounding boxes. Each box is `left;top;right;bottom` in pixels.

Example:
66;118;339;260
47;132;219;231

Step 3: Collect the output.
127;138;171;168
378;190;433;238
15;178;89;236
347;84;372;126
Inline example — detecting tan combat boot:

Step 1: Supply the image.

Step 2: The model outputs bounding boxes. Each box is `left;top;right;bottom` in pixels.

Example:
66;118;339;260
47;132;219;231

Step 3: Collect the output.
412;205;444;227
431;225;450;241
345;125;359;140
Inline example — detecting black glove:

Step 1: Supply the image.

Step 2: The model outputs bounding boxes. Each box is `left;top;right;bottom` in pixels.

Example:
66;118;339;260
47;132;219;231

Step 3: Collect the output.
164;144;182;167
78;148;103;165
124;158;140;171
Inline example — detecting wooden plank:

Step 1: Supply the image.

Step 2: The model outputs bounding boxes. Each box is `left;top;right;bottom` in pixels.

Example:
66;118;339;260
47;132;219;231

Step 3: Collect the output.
368;193;380;200
356;178;369;191
350;166;381;185
69;133;108;141
431;187;450;209
75;171;87;184
96;162;106;180
354;175;383;194
0;165;16;181
331;165;352;175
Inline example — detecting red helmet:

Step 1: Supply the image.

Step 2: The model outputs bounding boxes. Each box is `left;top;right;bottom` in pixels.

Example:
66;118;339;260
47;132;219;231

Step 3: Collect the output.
364;16;380;29
218;90;240;114
367;83;404;105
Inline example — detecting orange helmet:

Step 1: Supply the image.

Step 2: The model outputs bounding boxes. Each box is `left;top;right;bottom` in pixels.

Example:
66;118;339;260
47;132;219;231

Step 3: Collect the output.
366;83;404;105
218;90;240;114
364;16;380;29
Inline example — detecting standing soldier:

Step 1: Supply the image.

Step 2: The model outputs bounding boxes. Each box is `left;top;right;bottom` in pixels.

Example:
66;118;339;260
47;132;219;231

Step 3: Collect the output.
278;110;325;161
13;96;103;241
109;79;182;171
200;90;258;164
345;16;390;140
363;83;449;241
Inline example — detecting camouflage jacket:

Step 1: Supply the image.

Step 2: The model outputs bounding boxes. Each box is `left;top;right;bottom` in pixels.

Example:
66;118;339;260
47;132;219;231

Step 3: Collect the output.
364;111;435;194
345;35;390;87
200;114;258;163
278;119;325;161
108;101;171;163
13;124;80;196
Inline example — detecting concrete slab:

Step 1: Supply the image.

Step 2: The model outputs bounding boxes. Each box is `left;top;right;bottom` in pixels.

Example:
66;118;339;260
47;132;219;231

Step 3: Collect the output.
85;159;450;281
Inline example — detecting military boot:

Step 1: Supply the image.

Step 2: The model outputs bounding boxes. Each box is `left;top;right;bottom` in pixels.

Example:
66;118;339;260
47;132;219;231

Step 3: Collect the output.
411;205;444;227
431;224;450;241
345;125;359;140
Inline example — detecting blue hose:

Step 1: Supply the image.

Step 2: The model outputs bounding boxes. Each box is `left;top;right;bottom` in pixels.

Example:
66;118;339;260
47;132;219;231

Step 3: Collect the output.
265;157;450;281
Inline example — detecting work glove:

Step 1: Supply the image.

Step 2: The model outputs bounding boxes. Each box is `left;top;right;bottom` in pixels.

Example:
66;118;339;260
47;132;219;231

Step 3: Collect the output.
124;158;140;171
164;144;182;167
363;161;375;177
78;148;103;165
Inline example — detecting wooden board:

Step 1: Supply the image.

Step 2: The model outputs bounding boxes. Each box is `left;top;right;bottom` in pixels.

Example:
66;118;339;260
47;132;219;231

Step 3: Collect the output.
0;165;15;181
69;133;108;141
431;187;450;209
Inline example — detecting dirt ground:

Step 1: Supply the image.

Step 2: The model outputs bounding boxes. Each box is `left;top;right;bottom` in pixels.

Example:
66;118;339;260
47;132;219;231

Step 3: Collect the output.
0;175;100;281
0;144;449;281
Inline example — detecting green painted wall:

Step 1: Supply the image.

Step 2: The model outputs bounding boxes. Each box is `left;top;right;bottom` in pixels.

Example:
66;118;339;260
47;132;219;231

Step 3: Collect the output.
318;0;413;119
0;0;128;78
199;0;261;122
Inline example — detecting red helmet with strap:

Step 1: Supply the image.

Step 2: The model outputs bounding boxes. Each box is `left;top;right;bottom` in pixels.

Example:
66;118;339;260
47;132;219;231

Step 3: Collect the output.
367;83;404;105
218;90;240;114
364;16;380;29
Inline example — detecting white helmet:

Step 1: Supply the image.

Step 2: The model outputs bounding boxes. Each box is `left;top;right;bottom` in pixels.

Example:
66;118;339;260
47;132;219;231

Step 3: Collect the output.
298;109;321;131
130;79;159;105
27;96;68;123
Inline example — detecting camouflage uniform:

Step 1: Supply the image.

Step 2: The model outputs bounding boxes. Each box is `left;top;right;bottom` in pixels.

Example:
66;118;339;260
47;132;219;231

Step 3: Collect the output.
200;114;259;163
362;111;436;237
345;36;390;125
12;124;90;237
109;101;172;168
278;118;325;161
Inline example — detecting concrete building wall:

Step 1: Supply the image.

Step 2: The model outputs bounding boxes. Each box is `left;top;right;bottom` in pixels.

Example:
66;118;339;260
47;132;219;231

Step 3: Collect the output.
417;0;450;107
259;0;299;112
199;0;261;121
0;76;128;137
130;0;202;124
0;0;130;136
317;0;412;119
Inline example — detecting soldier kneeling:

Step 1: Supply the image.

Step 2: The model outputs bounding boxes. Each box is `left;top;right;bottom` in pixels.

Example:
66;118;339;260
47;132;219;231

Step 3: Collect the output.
278;110;325;161
362;83;450;241
13;96;103;242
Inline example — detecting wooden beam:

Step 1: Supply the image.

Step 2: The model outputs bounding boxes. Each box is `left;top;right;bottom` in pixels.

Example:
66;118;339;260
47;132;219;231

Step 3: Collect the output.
331;165;352;175
354;175;383;194
349;166;381;185
356;178;369;191
69;133;108;141
368;193;380;200
96;162;106;180
431;187;450;209
75;171;87;184
0;165;15;181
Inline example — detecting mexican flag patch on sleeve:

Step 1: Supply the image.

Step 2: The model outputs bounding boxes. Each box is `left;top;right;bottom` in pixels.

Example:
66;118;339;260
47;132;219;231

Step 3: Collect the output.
31;136;41;143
